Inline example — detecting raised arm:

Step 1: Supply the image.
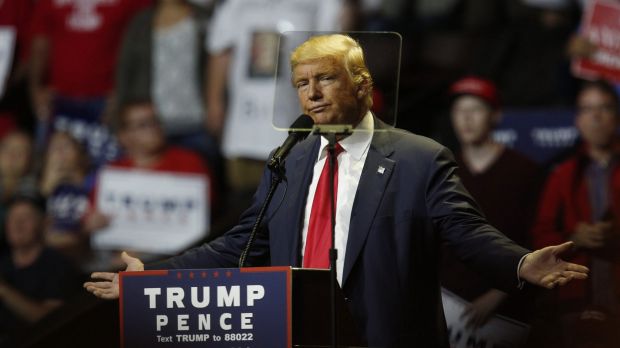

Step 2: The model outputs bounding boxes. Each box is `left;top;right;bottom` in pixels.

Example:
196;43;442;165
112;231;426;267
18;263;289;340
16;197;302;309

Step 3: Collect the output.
29;35;52;122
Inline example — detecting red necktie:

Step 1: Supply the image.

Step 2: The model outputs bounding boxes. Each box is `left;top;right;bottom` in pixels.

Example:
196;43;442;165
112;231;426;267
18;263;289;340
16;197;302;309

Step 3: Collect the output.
304;143;344;269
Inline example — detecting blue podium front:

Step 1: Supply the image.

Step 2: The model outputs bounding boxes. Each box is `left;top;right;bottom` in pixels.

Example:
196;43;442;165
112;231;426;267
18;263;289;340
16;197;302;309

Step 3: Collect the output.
119;267;292;348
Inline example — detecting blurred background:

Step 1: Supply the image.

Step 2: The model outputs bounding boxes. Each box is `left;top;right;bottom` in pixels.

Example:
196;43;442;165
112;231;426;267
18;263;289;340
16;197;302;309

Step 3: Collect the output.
1;0;620;347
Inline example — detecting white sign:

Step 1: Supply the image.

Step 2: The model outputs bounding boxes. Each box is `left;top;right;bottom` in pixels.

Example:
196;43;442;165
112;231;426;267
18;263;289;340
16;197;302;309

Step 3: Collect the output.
0;26;16;98
441;288;530;348
92;167;209;255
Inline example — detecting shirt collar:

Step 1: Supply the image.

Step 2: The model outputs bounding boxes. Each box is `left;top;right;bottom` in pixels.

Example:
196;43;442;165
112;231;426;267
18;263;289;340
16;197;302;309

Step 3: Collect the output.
318;111;374;162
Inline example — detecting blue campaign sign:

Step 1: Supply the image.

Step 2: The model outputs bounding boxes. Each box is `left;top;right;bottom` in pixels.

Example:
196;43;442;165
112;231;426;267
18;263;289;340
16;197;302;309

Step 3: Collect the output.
119;267;292;348
492;107;578;164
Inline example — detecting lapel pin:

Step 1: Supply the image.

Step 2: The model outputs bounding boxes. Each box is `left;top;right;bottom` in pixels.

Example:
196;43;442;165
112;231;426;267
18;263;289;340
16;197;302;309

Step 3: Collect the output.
377;166;385;174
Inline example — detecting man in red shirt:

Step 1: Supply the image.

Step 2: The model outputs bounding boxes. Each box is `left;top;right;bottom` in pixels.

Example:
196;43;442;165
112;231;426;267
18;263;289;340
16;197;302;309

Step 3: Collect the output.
531;79;620;347
28;0;151;165
84;100;215;234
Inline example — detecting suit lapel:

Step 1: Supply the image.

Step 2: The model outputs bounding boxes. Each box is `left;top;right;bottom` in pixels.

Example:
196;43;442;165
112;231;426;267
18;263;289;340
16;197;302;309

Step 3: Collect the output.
281;136;320;267
342;122;395;285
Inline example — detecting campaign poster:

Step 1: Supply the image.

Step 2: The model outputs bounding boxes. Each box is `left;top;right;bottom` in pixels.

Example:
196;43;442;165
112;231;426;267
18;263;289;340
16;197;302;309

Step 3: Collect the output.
0;26;16;98
441;288;530;348
492;107;577;164
92;167;209;255
573;0;620;83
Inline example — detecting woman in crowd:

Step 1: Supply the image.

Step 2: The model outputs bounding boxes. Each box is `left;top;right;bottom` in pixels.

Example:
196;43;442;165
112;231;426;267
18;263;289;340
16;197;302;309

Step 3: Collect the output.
40;131;91;261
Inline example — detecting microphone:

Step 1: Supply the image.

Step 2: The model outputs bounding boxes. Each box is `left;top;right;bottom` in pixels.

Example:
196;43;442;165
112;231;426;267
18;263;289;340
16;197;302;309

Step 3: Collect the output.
267;114;314;171
239;114;314;268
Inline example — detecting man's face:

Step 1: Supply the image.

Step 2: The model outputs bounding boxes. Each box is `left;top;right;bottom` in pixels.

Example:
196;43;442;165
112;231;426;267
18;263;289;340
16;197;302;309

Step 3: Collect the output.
0;133;31;178
120;104;165;156
293;57;366;126
575;87;618;149
6;202;42;249
451;95;497;146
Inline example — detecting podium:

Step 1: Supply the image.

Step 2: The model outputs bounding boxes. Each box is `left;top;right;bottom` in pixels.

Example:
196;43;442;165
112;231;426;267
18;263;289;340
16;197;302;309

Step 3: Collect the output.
119;267;365;348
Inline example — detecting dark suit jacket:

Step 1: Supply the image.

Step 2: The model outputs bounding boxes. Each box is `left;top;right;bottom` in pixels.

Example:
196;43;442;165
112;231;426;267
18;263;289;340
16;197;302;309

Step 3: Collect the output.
152;118;530;347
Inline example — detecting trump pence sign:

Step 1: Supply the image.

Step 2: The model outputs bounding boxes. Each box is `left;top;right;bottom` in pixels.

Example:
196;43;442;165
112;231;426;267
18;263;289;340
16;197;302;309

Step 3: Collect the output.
119;267;292;348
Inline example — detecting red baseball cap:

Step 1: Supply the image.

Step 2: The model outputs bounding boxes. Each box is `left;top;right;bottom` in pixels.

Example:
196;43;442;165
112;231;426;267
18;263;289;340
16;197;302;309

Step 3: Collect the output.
449;76;500;109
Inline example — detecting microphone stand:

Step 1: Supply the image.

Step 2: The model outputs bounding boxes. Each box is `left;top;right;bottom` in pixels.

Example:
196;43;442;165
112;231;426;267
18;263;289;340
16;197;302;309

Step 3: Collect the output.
238;158;284;268
312;124;352;348
239;115;313;267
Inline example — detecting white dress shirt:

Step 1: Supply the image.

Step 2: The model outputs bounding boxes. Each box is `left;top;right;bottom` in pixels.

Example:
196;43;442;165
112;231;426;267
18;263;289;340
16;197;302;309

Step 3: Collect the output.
301;111;374;284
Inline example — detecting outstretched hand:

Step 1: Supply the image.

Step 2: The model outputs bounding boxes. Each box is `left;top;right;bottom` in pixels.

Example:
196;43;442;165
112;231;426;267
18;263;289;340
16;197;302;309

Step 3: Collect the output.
519;241;589;289
83;252;144;300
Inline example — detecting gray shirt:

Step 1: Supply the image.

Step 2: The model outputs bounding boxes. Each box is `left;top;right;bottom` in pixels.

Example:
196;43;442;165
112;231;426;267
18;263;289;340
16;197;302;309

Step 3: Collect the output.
153;18;205;134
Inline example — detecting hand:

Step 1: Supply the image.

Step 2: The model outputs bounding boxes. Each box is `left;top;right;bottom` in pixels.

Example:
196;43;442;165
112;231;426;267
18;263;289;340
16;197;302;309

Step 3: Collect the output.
83;210;111;234
567;35;597;59
571;222;612;249
83;252;144;300
519;241;589;289
580;309;607;321
461;289;507;329
40;163;69;195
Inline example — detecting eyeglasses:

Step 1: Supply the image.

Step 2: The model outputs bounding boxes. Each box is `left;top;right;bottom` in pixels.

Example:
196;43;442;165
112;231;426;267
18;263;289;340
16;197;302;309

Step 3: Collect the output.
577;104;617;115
125;119;160;132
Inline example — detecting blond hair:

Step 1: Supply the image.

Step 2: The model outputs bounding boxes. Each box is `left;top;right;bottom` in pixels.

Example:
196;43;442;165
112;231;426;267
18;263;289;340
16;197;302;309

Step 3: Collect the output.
291;34;373;108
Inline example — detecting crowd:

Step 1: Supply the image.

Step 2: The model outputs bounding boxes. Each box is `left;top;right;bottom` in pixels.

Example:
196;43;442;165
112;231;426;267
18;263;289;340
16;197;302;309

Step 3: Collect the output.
0;0;619;347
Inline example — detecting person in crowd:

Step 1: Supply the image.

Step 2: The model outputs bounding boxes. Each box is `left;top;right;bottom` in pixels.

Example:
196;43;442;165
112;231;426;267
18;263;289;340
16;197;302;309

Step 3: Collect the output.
564;0;620;98
82;100;215;269
0;0;37;136
0;193;77;340
86;34;589;347
205;0;346;205
84;100;215;234
116;0;221;179
471;0;579;106
110;100;213;178
28;0;151;166
441;76;541;330
0;131;36;253
530;79;620;348
40;131;91;261
0;131;36;203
